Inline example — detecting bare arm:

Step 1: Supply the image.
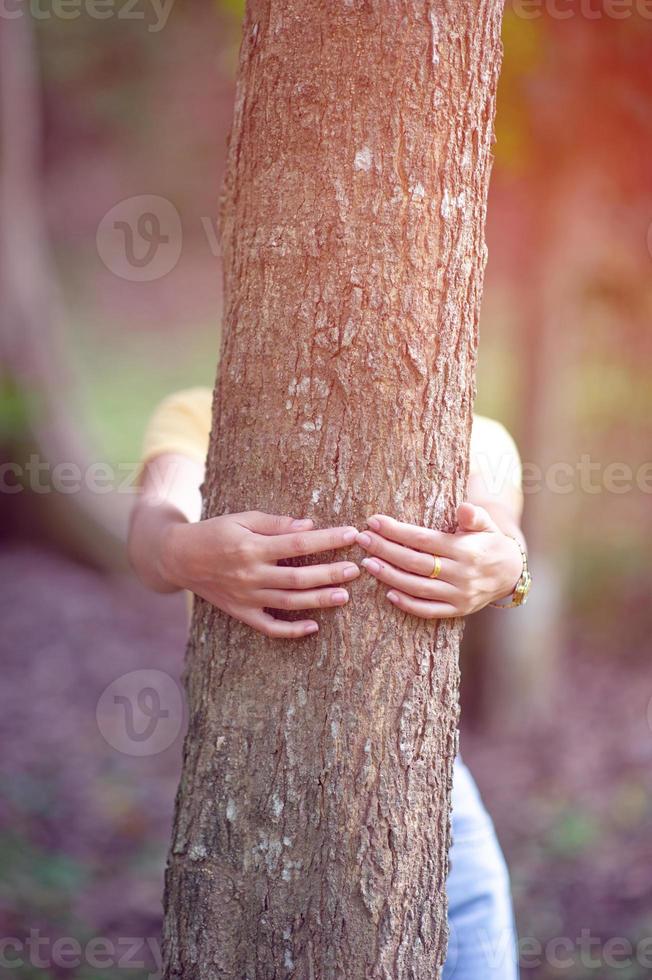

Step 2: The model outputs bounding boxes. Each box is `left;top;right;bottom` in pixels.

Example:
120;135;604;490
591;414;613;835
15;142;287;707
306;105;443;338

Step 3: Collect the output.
128;453;204;593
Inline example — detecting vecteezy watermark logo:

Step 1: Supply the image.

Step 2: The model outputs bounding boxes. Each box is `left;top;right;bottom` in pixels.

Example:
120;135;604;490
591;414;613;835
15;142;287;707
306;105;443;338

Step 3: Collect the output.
509;0;652;18
96;195;182;282
0;933;162;980
96;669;184;756
0;0;175;33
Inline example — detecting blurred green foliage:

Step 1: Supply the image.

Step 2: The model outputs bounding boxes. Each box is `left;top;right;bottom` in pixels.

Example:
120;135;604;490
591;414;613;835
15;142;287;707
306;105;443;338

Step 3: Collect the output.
0;378;32;444
0;829;88;924
66;316;218;466
495;11;546;172
216;0;244;16
544;807;602;859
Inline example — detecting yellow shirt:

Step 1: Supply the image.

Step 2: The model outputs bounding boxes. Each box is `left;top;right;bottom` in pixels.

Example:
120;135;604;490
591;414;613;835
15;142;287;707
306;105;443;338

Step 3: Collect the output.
141;387;523;510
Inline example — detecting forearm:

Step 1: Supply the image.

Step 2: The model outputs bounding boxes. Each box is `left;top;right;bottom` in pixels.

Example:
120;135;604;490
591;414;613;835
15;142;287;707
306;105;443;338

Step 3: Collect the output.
128;498;187;593
128;453;204;592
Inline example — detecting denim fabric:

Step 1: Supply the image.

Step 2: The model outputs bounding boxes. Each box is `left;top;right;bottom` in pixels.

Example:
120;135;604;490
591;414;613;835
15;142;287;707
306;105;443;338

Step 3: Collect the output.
443;757;520;980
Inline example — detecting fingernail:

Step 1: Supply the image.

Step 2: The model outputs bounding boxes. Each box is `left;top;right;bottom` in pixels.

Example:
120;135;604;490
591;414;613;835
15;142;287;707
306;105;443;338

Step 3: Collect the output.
304;623;319;634
386;591;399;603
291;518;313;529
342;528;357;544
362;558;381;574
343;564;360;580
367;517;381;530
332;590;349;604
357;533;372;547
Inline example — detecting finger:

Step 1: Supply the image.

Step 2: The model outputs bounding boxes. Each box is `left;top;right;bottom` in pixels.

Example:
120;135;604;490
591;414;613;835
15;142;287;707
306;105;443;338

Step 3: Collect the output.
385;589;459;620
356;530;461;581
238;511;315;535
265;561;361;589
263;525;358;561
244;608;320;639
456;502;498;534
361;557;459;602
257;587;350;611
365;515;457;557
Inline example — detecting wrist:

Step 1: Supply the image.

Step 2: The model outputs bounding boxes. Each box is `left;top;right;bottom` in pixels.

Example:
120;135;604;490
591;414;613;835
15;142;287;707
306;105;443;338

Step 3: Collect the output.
499;533;525;599
492;535;531;608
128;496;189;593
157;515;190;591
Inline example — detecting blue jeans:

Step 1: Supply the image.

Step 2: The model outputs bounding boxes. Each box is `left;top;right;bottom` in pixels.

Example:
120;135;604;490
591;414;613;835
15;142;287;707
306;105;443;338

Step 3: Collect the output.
443;757;520;980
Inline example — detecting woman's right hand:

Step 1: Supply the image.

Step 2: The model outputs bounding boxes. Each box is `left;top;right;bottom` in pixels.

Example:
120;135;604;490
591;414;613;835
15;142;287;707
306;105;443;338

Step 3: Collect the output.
159;511;360;639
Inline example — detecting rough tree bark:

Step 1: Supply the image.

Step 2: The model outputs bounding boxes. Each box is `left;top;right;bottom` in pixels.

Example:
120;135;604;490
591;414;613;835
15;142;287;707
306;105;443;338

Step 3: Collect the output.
163;2;503;977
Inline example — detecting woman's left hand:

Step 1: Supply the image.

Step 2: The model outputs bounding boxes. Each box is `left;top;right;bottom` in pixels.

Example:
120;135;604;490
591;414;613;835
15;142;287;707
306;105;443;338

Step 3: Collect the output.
356;503;523;619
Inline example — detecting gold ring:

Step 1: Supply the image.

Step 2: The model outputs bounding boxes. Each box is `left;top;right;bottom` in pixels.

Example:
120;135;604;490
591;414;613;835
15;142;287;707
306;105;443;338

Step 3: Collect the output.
429;555;442;579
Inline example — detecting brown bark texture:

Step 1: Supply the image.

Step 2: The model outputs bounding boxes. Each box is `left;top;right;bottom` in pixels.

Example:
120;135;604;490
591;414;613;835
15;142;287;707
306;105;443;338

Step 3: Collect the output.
163;2;503;977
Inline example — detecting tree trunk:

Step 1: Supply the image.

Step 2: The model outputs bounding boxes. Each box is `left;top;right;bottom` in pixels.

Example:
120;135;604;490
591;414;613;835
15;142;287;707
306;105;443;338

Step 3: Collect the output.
163;2;503;977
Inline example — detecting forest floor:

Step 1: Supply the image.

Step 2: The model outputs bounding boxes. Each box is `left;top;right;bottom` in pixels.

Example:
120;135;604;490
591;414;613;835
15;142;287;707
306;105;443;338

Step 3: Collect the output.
1;544;651;980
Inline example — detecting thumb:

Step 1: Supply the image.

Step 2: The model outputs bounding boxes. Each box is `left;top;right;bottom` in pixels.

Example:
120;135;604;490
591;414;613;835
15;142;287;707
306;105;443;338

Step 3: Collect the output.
456;502;497;534
240;511;314;535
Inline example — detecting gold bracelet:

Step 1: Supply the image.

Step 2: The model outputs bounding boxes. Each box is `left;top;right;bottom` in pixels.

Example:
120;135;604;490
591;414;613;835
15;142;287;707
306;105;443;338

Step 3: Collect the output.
490;537;532;609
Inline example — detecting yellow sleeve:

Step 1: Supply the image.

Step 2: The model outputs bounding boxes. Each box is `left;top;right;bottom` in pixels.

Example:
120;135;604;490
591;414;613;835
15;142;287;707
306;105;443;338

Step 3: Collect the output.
139;387;212;624
140;386;213;468
469;414;523;509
